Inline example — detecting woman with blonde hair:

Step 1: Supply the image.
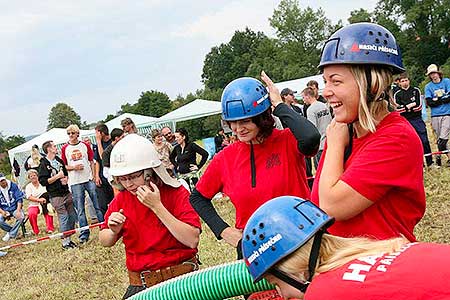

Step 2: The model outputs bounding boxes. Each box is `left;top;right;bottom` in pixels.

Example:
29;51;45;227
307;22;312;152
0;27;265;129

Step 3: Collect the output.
310;23;425;241
25;169;55;234
24;144;43;172
243;196;450;300
150;129;174;174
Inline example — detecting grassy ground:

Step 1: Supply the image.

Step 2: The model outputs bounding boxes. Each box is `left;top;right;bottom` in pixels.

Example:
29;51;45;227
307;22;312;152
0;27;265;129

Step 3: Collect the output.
1;131;449;299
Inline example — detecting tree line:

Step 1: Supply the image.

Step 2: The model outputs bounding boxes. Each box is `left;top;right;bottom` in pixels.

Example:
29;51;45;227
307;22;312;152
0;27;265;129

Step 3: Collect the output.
2;0;449;174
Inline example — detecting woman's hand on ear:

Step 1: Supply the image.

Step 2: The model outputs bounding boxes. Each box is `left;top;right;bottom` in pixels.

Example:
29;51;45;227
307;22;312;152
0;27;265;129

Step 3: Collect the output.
136;181;161;210
261;71;283;108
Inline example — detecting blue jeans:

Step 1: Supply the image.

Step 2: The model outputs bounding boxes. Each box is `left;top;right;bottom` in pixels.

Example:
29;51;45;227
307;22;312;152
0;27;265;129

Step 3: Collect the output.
0;209;24;238
71;180;104;241
49;193;77;243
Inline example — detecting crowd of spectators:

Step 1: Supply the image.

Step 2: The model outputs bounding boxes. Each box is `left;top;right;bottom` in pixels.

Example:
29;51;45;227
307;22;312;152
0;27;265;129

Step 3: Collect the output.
1;21;449;300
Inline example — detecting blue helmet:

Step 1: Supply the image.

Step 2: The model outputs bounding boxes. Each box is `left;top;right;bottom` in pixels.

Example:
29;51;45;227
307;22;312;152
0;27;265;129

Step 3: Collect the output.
221;77;271;121
242;196;334;282
319;22;405;74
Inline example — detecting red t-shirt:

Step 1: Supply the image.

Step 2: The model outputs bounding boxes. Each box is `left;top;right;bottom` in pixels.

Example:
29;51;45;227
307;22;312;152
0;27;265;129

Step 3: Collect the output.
311;113;425;241
101;185;200;272
306;243;450;300
196;129;310;230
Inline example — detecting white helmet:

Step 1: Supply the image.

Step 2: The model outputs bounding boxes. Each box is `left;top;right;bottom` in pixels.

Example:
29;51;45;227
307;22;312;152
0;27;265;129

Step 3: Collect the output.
110;134;180;188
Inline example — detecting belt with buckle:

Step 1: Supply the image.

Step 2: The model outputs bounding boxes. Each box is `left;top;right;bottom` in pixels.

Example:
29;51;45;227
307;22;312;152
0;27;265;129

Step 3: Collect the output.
128;256;199;288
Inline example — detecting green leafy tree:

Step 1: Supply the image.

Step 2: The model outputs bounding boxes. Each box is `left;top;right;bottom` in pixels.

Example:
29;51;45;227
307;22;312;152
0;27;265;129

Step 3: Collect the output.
348;8;373;23
47;103;82;130
121;90;172;117
202;28;269;90
267;0;336;80
138;91;172;117
0;133;26;174
103;114;117;123
374;0;450;85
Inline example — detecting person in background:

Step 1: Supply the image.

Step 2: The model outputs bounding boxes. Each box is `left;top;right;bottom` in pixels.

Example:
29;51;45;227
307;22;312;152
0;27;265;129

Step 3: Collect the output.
24;144;44;172
61;124;104;243
161;126;178;147
82;137;101;224
214;128;228;153
311;23;425;242
150;129;175;175
424;63;450;167
38;140;77;249
169;128;208;187
0;173;24;242
302;87;332;168
280;88;303;115
307;80;327;103
93;124;114;216
121;117;138;135
392;75;401;94
102;128;125;183
190;76;320;260
394;72;434;167
242;196;450;300
25;169;55;235
12;158;20;180
99;134;200;299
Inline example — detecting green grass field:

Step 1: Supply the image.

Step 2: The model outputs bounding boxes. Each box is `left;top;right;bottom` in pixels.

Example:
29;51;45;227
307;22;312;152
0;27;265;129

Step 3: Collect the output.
1;132;449;299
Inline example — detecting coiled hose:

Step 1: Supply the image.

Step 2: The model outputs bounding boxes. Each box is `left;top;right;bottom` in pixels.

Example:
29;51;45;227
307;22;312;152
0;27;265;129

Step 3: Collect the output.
129;260;274;300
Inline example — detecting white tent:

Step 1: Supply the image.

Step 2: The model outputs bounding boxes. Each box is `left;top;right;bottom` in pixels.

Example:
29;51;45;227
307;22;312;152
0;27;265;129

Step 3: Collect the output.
104;113;158;131
274;74;324;96
157;99;221;123
140;99;222;130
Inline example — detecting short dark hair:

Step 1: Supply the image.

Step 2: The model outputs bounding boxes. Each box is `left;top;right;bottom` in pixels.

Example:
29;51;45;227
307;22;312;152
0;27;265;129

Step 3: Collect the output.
307;80;319;89
302;87;315;98
251;109;275;140
398;72;409;80
175;128;190;144
42;140;53;154
95;123;109;135
110;128;124;141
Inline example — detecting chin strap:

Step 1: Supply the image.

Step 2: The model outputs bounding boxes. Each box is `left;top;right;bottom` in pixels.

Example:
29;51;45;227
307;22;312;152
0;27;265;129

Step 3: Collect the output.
271;230;325;294
343;123;354;163
250;142;256;188
270;268;310;293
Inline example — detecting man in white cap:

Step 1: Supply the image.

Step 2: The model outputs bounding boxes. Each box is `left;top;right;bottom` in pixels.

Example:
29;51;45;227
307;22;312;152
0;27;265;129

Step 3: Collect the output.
0;173;24;242
424;64;450;166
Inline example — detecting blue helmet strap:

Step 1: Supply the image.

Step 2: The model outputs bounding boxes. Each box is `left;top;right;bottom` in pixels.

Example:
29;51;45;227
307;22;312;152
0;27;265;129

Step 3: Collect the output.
250;142;256;188
270;230;324;294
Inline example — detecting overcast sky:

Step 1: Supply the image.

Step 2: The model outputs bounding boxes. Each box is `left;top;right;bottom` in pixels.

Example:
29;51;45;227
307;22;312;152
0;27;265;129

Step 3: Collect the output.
0;0;377;137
